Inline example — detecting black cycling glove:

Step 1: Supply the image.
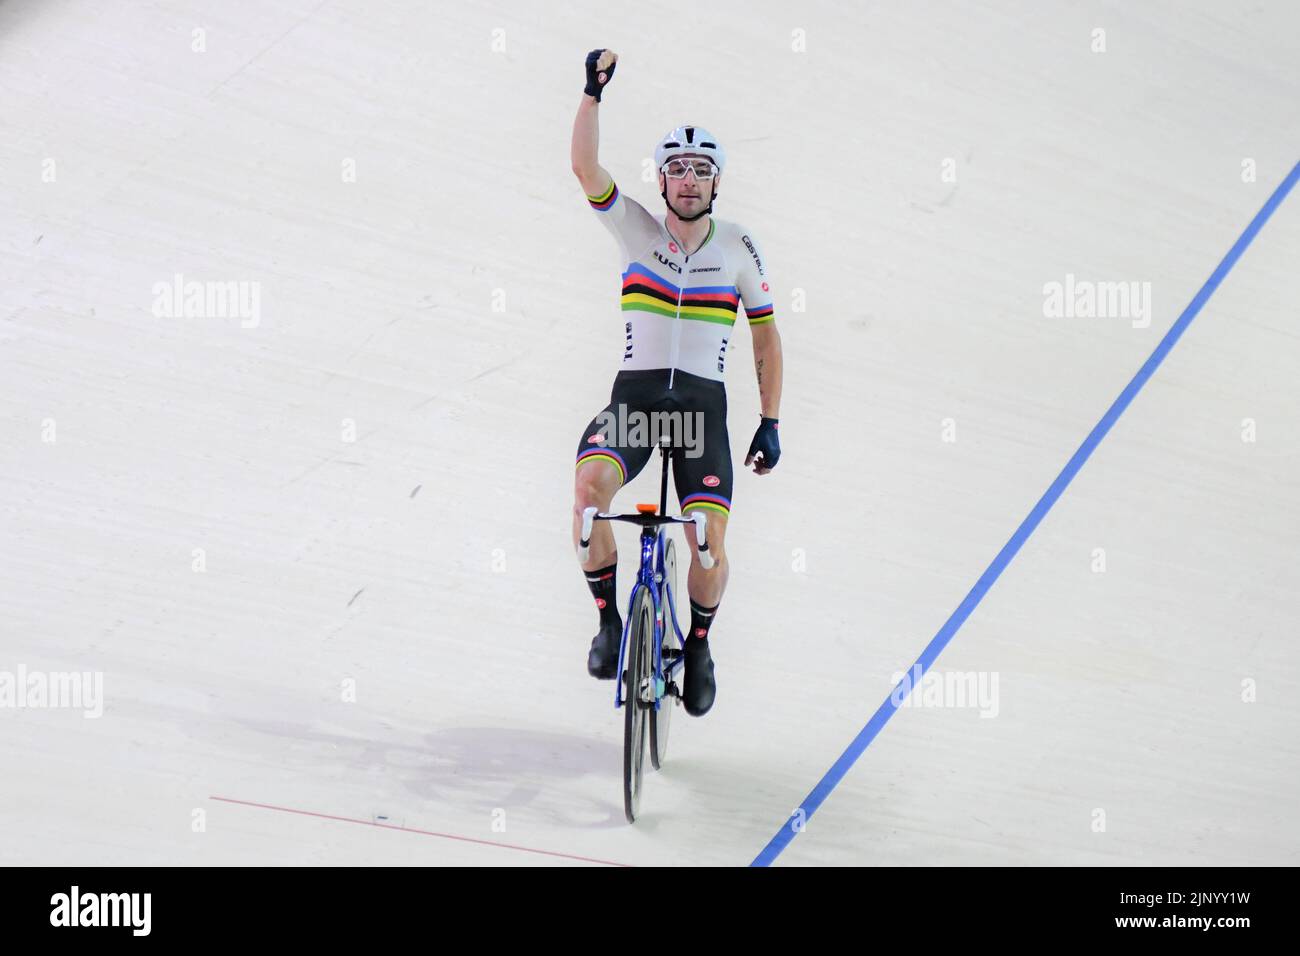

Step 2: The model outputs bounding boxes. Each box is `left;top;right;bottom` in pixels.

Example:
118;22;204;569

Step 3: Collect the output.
745;417;780;471
584;49;616;101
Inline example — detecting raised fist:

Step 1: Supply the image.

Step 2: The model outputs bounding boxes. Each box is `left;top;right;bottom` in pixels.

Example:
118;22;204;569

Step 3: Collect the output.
584;49;618;101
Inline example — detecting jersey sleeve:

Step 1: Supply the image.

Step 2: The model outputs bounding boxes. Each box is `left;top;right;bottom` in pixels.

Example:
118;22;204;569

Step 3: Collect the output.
734;228;775;326
585;180;661;261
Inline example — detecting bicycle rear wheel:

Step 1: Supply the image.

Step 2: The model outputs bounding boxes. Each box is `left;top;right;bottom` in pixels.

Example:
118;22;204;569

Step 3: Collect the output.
650;538;679;769
622;585;654;823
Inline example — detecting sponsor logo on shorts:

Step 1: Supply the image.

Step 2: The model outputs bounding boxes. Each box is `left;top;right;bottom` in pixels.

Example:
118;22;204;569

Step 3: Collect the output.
595;598;606;609
587;433;606;443
703;475;720;487
694;627;707;638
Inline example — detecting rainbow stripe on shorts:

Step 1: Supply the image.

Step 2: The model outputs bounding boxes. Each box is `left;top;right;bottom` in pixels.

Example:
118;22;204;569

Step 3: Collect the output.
681;492;731;517
575;447;627;485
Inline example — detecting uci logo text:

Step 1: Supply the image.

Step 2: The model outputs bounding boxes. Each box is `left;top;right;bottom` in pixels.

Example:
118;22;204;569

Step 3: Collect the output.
653;250;682;273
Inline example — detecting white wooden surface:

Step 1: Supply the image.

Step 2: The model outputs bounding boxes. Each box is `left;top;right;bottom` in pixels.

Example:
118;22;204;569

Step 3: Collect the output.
1;0;1297;865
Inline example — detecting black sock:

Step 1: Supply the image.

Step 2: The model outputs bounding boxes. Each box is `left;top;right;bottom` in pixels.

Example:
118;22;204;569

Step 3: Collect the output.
688;598;719;643
585;562;620;626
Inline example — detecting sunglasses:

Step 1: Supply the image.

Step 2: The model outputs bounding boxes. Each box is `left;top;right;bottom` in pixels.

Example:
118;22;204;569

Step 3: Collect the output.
661;157;718;181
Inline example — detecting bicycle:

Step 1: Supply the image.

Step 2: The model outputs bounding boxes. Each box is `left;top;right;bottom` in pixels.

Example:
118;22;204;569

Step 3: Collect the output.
578;437;713;823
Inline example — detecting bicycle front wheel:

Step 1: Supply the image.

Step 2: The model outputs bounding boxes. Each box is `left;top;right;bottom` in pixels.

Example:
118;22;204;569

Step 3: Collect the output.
623;585;654;823
650;537;678;770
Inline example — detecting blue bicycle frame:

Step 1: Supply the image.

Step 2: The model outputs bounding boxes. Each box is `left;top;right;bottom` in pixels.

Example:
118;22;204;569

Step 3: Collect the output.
576;439;714;712
612;523;686;711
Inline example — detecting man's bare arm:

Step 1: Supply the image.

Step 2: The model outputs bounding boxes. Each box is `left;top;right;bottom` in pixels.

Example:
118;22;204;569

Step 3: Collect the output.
572;50;617;196
751;321;783;418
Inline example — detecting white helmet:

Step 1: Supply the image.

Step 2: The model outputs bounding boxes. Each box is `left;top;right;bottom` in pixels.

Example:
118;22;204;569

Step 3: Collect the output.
653;125;726;173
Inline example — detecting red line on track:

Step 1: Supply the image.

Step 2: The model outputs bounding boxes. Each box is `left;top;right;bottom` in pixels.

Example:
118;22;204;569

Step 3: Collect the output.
210;795;633;867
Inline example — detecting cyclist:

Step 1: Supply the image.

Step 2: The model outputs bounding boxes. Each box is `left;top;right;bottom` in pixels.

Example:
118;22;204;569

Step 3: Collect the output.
570;49;784;717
